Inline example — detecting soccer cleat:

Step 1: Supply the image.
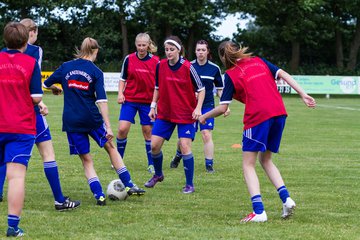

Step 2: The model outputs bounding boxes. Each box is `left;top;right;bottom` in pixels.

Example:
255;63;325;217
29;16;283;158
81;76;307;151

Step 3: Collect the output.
206;165;215;173
6;227;24;237
240;211;268;223
126;185;146;196
144;175;164;188
147;165;155;174
282;197;296;219
182;185;195;194
96;196;106;206
55;196;81;211
170;155;181;168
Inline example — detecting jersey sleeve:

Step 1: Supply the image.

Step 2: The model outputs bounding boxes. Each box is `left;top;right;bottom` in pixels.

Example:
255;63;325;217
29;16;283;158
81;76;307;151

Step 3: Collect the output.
214;66;224;89
37;46;43;69
190;64;204;92
30;62;43;97
120;55;129;81
219;73;234;105
43;64;63;87
155;63;160;89
261;58;281;79
94;70;107;103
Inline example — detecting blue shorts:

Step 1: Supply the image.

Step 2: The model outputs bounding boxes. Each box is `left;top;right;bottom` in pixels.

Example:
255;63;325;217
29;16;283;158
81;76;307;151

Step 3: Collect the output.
152;119;196;141
242;115;286;153
119;101;152;125
66;124;108;155
0;133;35;167
196;107;215;131
35;113;52;143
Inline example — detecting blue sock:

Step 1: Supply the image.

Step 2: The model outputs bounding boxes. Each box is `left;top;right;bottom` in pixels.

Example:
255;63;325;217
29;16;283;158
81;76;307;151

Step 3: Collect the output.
0;164;6;197
277;186;290;203
116;138;127;159
43;161;65;203
251;195;264;214
88;177;104;199
183;153;194;186
205;158;213;167
176;149;182;159
8;215;20;230
152;151;163;176
145;140;153;166
116;167;134;188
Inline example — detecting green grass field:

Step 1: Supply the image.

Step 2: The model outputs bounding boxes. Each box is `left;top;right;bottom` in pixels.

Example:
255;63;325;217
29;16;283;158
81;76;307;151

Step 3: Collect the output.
0;93;359;239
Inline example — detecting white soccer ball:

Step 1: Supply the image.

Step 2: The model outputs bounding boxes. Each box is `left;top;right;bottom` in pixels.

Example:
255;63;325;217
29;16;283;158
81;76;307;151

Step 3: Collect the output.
106;179;128;201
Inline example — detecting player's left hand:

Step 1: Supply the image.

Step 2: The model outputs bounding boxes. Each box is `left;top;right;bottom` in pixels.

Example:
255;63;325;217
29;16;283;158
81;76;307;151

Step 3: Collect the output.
224;107;231;117
106;127;114;141
192;109;201;120
302;94;316;108
39;101;49;116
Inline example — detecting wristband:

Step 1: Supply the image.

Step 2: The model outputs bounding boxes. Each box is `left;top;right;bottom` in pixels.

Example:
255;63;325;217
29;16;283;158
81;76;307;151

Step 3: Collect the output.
150;102;157;108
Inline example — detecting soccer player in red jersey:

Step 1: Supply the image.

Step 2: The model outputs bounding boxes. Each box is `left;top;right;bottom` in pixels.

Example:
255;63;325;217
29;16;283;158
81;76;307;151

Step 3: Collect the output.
0;18;80;212
0;22;43;237
199;41;316;222
144;36;205;194
117;33;159;173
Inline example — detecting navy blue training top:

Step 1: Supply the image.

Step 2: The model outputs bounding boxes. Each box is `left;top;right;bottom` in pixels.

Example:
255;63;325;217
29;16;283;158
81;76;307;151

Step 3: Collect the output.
44;58;107;132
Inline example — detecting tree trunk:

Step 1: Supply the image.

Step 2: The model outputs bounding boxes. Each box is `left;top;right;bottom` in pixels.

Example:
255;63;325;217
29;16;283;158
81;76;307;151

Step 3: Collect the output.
290;40;300;72
335;28;344;68
186;26;195;60
347;18;360;70
120;14;129;58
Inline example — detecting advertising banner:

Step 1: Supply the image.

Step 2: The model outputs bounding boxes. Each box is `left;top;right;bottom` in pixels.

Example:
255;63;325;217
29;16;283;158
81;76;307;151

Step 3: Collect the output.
277;75;360;95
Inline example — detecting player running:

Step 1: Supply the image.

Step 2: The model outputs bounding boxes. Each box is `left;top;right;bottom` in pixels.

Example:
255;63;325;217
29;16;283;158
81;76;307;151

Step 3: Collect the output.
199;41;316;222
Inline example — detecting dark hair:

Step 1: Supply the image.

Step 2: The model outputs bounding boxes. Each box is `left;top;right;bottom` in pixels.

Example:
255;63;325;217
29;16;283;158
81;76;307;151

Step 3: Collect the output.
164;35;184;56
196;39;212;60
3;22;29;50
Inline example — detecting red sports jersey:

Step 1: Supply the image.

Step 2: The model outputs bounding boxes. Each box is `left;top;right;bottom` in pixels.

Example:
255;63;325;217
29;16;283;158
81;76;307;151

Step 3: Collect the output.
125;53;159;103
226;57;287;130
157;59;197;124
0;52;37;135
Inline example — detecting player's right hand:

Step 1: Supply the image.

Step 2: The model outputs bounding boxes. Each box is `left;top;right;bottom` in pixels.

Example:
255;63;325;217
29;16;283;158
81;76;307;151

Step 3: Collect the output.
51;86;62;95
148;108;156;121
117;94;125;104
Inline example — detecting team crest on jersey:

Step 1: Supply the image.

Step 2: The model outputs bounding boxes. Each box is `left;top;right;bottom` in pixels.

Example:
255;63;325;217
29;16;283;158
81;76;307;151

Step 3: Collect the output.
68;79;89;90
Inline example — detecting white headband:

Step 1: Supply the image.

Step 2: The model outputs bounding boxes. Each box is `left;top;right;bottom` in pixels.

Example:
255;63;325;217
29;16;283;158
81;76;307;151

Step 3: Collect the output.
164;39;181;50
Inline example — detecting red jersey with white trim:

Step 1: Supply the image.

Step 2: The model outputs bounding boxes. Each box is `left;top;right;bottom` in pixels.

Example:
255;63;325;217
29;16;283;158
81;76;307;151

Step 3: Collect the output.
0;52;38;135
226;57;287;130
124;52;159;104
157;59;197;124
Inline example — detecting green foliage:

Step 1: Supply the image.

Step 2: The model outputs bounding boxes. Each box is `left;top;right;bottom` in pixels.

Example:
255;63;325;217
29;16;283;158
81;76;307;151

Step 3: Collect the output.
0;94;359;239
1;1;360;72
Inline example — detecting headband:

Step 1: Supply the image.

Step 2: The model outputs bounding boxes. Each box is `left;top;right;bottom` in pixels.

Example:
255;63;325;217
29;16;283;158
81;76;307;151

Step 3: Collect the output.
164;39;181;50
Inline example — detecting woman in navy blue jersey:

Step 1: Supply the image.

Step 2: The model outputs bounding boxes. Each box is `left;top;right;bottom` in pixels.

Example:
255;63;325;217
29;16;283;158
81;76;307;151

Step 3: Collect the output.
44;37;145;206
170;40;229;173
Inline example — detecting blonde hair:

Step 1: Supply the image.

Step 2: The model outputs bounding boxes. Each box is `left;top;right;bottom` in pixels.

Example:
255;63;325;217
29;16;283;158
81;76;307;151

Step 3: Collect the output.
218;41;252;69
74;37;100;59
20;18;37;32
135;32;157;53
